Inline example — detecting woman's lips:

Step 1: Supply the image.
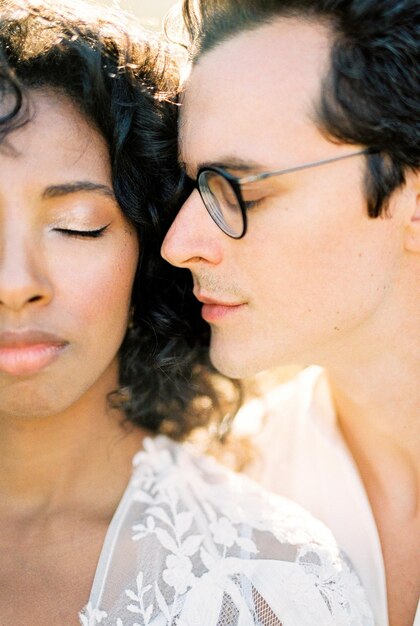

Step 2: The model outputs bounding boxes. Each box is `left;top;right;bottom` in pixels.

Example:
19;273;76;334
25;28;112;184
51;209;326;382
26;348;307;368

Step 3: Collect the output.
0;331;68;376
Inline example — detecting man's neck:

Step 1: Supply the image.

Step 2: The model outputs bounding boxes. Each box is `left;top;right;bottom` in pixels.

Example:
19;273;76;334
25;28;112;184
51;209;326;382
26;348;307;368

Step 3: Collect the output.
332;382;420;517
327;356;420;517
326;350;420;626
316;271;420;512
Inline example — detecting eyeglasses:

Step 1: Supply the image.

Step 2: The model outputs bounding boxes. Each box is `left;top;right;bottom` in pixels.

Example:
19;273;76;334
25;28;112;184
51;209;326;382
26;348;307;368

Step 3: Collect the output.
191;148;371;239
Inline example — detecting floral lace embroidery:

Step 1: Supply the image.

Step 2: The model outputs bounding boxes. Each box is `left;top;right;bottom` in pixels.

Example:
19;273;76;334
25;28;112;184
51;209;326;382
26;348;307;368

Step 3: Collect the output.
79;437;374;626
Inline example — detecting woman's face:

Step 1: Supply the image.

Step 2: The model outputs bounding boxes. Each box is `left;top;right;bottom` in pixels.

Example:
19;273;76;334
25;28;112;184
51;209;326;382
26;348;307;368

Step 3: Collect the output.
0;92;139;418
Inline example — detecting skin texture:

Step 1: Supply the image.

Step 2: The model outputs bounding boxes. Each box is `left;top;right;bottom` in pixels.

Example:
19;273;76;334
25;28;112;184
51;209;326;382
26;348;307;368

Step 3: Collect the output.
0;93;138;418
0;92;145;624
162;18;420;626
163;19;413;380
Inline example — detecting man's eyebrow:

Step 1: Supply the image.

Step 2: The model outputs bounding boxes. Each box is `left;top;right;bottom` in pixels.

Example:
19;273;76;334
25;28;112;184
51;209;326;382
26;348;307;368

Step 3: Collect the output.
184;157;266;178
42;181;115;200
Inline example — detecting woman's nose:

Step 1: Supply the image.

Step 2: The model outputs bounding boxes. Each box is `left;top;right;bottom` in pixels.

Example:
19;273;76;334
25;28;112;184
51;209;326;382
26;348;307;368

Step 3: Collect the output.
0;230;53;313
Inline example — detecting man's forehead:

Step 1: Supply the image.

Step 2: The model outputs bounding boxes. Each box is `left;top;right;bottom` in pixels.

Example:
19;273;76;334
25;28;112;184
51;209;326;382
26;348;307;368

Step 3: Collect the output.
180;17;332;170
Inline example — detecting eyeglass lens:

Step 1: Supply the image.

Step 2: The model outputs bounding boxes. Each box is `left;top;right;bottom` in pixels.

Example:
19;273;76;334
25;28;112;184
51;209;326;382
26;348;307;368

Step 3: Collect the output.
198;170;244;237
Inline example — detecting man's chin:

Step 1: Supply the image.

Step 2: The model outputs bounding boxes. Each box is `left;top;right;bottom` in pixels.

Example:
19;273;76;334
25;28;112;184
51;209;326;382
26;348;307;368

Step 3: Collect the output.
209;344;262;379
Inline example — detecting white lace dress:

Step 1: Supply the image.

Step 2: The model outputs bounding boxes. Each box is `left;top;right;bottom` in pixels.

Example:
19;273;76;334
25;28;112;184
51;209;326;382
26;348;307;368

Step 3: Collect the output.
79;436;374;626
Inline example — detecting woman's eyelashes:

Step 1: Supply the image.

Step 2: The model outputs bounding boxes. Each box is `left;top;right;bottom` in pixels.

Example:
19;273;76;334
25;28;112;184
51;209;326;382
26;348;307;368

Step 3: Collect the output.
53;224;111;238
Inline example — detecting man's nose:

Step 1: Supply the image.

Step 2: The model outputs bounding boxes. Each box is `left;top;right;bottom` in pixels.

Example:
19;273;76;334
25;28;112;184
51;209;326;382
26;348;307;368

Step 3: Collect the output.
0;231;53;313
161;190;224;268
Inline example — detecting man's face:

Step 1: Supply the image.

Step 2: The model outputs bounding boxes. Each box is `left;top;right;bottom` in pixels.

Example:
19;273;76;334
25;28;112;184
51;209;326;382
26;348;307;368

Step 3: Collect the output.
0;92;139;418
162;19;408;378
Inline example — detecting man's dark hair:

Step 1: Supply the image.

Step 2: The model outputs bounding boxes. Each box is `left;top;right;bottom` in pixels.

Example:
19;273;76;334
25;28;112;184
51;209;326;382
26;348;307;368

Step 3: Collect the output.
0;0;238;440
180;0;420;217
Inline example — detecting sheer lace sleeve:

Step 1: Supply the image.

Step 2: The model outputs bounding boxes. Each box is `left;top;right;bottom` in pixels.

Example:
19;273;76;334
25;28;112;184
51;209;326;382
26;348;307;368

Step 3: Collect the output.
79;437;374;626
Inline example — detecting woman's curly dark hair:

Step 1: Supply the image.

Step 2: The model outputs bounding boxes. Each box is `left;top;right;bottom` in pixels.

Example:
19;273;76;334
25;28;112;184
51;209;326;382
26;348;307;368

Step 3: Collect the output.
178;0;420;217
0;0;240;440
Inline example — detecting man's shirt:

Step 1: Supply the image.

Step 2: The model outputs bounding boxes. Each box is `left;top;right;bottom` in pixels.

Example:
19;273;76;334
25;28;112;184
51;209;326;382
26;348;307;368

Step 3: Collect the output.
236;366;420;626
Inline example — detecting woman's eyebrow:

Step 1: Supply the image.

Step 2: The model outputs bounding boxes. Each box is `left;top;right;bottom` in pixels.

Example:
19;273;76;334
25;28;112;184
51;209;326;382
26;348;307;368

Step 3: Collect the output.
42;181;115;199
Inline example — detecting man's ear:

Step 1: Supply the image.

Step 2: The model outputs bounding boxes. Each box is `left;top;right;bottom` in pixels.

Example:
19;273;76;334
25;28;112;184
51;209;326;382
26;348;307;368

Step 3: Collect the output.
404;170;420;253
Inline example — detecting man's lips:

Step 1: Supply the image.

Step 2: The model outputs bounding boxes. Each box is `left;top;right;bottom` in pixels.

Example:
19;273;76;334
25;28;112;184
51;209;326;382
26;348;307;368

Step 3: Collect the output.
0;330;68;376
194;293;246;323
194;293;245;307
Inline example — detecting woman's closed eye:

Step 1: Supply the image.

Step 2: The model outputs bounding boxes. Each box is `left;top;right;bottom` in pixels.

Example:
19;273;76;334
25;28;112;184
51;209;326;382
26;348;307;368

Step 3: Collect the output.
54;224;110;238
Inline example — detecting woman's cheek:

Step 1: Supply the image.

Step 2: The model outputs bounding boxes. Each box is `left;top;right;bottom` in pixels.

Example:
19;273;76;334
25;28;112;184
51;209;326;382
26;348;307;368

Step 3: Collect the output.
52;234;139;332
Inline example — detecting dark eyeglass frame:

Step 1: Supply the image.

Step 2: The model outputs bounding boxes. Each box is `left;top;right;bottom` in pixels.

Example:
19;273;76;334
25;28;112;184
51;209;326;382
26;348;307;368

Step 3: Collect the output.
194;148;373;239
